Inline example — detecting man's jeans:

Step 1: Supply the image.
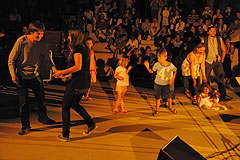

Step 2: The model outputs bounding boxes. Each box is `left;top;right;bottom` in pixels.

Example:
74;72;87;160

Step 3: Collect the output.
16;76;48;128
205;61;226;97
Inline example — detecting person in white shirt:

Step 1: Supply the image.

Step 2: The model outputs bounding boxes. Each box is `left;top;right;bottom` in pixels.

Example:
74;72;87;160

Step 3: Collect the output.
126;36;138;48
175;18;185;36
113;55;132;114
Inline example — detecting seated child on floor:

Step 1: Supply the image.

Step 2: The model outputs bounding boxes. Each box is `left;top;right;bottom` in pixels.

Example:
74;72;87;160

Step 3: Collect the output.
198;84;227;110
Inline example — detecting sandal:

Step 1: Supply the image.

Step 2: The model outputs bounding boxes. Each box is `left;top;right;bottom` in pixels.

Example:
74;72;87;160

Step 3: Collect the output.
184;89;192;99
168;106;177;114
152;111;159;117
120;110;128;113
192;96;198;105
112;109;119;114
85;97;93;101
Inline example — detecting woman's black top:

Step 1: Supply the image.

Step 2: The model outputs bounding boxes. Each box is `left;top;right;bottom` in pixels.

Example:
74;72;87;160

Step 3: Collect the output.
67;44;90;90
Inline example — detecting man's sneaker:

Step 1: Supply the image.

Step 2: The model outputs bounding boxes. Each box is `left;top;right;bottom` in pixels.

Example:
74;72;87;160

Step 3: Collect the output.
18;126;31;135
38;117;56;125
220;95;232;101
83;124;98;135
57;135;69;142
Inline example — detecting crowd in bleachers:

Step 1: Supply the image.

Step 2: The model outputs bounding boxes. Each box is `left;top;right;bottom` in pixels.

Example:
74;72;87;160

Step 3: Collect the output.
80;0;240;87
0;0;240;89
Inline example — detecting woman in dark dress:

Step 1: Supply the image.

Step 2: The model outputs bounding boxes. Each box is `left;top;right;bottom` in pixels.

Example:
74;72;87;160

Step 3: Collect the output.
54;29;96;141
223;37;233;85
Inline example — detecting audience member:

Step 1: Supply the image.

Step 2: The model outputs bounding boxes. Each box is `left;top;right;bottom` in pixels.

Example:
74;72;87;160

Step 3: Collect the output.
212;9;223;25
162;6;171;27
202;5;213;21
95;14;109;42
224;6;234;27
84;8;94;32
216;18;228;38
150;0;159;19
187;9;199;26
175;18;185;36
150;18;160;39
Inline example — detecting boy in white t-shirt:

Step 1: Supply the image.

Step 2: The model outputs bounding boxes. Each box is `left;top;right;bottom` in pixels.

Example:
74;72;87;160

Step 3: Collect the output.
144;49;177;116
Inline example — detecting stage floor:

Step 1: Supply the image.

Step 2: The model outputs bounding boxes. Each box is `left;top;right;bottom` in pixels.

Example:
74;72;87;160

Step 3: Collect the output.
0;79;239;160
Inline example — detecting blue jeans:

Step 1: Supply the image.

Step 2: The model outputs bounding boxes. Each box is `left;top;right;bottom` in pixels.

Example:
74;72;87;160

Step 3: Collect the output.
16;76;48;128
62;86;95;138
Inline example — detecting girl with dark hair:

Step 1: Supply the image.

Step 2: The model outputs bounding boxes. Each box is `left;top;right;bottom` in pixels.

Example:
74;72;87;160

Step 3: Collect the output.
54;29;96;141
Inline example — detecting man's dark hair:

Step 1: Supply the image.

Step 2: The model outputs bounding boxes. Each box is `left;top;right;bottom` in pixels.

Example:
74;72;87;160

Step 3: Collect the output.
207;25;215;32
28;20;45;34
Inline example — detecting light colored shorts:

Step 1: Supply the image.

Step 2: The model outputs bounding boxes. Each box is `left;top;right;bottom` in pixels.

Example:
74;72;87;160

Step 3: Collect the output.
90;70;96;83
116;85;128;93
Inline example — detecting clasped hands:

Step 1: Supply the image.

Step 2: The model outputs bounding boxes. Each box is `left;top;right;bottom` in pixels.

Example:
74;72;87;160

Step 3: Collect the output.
53;70;71;82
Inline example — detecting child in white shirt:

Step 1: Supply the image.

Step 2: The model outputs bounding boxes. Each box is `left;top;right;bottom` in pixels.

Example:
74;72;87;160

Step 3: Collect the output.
144;49;177;116
198;84;227;110
113;55;132;114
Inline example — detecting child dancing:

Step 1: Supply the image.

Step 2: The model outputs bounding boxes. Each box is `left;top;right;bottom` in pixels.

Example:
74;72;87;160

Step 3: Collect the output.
144;49;177;116
113;55;132;114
